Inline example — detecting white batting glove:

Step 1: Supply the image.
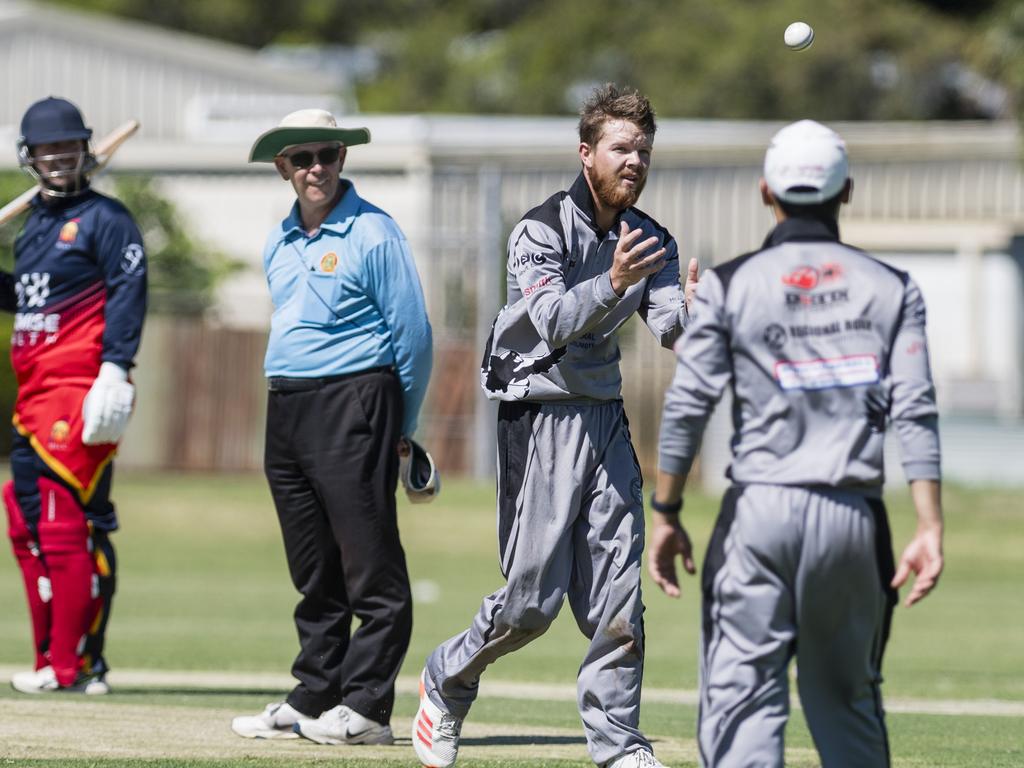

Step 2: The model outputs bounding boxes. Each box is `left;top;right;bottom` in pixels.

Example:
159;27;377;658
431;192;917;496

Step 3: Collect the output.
82;362;135;445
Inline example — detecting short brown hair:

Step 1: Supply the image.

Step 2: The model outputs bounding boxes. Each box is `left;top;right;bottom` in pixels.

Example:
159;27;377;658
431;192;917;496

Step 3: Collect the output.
578;83;657;147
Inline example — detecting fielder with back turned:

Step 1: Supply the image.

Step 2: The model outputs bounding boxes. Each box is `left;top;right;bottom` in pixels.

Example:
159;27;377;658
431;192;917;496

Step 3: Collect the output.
2;96;146;695
648;120;944;768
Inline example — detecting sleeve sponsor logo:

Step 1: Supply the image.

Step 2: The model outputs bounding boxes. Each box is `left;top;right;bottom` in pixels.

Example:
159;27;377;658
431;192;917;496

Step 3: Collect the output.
775;354;879;391
510;251;550;274
523;275;552;297
120;243;146;276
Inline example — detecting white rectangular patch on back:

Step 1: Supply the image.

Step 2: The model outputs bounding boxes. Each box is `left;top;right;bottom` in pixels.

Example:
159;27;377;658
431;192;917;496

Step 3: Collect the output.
775;354;879;390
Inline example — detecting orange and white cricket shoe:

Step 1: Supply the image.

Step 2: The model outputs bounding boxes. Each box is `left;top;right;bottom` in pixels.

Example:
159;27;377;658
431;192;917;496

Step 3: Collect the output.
413;669;462;768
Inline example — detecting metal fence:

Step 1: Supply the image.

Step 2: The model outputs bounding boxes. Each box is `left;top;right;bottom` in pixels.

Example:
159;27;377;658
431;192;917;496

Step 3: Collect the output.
121;147;1024;487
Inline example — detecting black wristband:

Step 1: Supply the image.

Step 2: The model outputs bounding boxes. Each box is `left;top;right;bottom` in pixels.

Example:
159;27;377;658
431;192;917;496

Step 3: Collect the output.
650;492;682;515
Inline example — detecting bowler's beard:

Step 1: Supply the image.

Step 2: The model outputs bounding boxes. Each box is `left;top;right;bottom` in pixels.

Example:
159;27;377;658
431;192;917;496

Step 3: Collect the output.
590;165;646;211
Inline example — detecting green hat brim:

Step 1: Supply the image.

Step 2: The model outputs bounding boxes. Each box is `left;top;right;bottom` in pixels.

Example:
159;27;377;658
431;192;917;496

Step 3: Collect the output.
248;126;371;162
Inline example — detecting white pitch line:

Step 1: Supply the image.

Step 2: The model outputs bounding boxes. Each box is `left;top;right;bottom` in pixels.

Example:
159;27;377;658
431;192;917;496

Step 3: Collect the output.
1;666;1020;718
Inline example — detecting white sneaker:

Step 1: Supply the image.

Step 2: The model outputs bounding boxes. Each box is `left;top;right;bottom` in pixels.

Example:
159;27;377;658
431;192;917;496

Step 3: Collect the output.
295;704;394;745
606;749;667;768
231;701;310;739
11;666;109;695
413;670;462;768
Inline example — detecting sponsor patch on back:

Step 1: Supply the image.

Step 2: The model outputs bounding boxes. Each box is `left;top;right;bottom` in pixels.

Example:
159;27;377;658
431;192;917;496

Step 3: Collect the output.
775;354;879;390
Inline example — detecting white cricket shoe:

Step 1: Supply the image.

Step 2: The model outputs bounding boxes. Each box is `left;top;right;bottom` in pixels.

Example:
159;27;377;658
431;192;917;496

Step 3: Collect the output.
606;749;667;768
294;703;394;745
11;666;109;695
231;701;310;739
413;670;462;768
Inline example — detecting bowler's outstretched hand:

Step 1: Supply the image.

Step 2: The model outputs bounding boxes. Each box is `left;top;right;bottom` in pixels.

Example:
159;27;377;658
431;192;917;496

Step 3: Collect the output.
647;514;696;598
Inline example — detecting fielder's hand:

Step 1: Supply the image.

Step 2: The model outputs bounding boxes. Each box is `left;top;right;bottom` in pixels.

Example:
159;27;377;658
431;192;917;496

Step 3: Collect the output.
683;257;699;312
891;523;943;607
647;512;696;598
82;362;135;445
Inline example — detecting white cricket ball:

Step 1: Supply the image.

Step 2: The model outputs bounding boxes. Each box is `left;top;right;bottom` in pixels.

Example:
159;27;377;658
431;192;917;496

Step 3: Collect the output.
784;21;814;51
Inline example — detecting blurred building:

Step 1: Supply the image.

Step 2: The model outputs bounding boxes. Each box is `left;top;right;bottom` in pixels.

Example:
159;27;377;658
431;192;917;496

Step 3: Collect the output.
0;0;1021;486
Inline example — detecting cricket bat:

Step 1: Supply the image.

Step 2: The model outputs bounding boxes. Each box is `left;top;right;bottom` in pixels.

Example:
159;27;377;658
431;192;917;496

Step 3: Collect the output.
0;119;140;227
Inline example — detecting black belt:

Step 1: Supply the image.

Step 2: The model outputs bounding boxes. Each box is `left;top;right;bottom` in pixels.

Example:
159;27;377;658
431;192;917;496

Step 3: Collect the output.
267;366;393;392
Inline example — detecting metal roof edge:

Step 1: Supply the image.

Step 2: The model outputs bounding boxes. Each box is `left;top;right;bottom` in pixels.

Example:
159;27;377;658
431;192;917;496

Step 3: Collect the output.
0;0;340;92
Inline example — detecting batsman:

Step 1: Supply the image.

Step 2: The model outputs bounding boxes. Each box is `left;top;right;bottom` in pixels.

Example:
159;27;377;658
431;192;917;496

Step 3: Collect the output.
1;96;147;694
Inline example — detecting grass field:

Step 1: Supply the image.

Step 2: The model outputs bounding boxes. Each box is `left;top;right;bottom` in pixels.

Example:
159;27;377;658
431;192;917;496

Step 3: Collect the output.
0;471;1021;767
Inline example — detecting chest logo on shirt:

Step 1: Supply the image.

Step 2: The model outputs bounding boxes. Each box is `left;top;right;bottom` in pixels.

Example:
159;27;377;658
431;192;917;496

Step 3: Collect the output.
59;219;79;243
319;252;338;273
55;218;81;251
15;272;50;309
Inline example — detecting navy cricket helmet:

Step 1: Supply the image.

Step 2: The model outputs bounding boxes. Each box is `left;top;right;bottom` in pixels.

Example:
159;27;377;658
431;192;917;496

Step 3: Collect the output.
19;96;92;147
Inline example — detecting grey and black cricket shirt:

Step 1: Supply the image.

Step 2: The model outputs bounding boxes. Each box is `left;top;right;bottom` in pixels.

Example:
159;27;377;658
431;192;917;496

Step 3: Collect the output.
481;172;687;402
659;217;940;488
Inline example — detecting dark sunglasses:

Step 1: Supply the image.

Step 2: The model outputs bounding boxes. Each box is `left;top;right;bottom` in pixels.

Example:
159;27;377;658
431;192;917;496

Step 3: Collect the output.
285;146;341;169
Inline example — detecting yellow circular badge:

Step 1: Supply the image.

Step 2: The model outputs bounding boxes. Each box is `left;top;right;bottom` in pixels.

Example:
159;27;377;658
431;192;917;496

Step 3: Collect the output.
320;252;338;273
50;419;70;444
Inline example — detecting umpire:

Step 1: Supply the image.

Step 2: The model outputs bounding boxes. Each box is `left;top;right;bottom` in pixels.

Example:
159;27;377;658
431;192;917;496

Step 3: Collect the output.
648;120;943;767
231;109;433;745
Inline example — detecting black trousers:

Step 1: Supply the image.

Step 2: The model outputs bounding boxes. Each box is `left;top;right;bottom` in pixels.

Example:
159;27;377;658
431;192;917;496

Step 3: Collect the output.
264;368;412;724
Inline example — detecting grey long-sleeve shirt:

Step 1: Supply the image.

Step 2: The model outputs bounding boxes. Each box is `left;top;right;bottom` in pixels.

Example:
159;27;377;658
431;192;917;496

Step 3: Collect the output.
659;217;940;488
481;172;687;403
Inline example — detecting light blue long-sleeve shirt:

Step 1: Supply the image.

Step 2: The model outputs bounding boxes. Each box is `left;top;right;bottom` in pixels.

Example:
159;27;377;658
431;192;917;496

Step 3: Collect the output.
263;180;433;436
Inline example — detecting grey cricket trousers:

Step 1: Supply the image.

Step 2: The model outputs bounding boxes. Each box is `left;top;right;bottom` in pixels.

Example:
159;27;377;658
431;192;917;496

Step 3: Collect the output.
425;399;650;766
699;484;898;768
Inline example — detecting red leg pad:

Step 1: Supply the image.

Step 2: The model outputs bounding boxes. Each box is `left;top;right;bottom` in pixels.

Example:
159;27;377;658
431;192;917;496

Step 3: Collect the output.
35;478;100;687
4;481;51;670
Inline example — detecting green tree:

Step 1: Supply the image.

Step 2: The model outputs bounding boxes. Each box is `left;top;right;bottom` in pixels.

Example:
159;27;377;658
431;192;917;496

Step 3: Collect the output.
967;0;1024;123
110;176;242;314
44;0;1012;121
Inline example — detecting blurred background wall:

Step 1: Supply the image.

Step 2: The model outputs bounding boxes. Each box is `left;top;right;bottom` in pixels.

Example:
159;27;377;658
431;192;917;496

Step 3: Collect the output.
0;0;1021;488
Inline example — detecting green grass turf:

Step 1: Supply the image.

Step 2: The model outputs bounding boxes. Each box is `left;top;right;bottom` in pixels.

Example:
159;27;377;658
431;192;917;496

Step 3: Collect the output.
0;471;1021;767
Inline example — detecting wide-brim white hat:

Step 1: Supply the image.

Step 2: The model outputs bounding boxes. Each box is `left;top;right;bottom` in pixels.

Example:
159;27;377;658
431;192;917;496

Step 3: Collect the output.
249;108;370;162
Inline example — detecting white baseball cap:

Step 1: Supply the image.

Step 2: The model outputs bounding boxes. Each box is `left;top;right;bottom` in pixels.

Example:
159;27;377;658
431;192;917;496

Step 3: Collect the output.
763;120;848;204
